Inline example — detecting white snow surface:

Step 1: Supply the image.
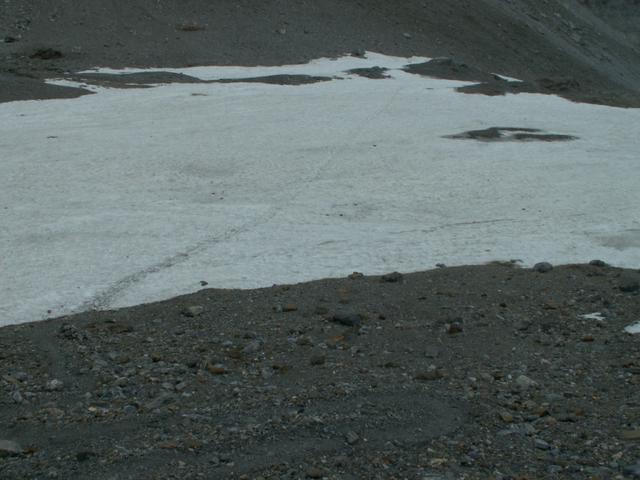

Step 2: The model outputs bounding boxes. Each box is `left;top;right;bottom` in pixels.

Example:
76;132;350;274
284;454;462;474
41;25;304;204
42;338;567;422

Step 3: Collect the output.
625;323;640;334
1;53;640;326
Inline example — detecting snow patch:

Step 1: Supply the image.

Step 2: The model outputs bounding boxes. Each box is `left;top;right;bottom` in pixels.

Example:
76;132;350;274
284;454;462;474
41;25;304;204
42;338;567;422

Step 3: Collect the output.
625;323;640;334
1;53;640;326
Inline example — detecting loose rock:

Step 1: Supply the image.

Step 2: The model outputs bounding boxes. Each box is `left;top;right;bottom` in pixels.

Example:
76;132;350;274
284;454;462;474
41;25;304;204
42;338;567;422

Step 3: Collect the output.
533;262;553;273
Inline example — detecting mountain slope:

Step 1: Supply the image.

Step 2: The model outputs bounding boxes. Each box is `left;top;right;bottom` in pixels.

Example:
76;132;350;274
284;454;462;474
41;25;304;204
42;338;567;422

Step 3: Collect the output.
1;0;639;105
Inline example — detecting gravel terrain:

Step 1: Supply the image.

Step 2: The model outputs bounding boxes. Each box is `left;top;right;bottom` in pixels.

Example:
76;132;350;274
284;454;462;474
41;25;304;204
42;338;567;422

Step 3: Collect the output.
2;263;640;479
2;1;640;478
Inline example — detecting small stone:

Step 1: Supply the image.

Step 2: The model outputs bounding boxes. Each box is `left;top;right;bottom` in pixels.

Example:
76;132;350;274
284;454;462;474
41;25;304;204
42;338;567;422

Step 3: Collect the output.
345;431;360;445
45;379;64;391
310;355;326;366
30;48;63;60
206;364;229;375
0;440;22;457
403;32;412;39
589;259;607;267
76;451;97;462
534;438;551;450
515;374;537;390
415;368;444;381
331;312;362;327
144;393;175;411
581;334;595;342
122;405;138;415
381;272;403;283
533;262;553;273
447;322;463;334
243;340;262;354
11;391;23;403
436;263;447;268
499;411;514;423
182;305;204;317
348;272;364;280
283;304;298;312
306;467;324;479
114;377;128;387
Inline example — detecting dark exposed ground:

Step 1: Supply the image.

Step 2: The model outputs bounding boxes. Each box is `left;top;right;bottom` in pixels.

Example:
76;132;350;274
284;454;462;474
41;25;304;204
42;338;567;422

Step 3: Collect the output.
2;1;640;479
1;0;640;105
1;264;640;479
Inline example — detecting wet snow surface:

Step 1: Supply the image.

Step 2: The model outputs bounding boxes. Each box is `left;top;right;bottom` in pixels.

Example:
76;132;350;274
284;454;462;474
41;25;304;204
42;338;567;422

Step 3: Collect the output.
1;53;639;326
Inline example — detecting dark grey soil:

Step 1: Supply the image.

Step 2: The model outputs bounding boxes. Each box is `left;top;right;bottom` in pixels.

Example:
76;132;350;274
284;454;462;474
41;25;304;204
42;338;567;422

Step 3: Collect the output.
3;2;640;479
2;264;640;479
1;0;640;105
68;72;333;89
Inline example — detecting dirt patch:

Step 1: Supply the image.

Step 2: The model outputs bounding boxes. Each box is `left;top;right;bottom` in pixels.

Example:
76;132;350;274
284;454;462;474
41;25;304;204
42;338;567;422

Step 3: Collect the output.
70;72;333;89
214;74;333;86
403;57;498;83
446;127;579;142
0;71;91;103
402;57;639;107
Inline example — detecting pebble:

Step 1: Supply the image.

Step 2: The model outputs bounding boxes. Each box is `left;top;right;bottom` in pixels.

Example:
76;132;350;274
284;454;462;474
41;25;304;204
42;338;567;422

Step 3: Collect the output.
182;305;204;317
310;355;326;366
415;368;444;381
589;259;607;267
331;312;362;327
381;271;403;283
283;304;298;312
306;467;324;478
515;374;537;390
534;438;551;450
243;340;263;354
499;411;514;423
206;364;229;375
144;393;176;411
45;379;64;391
533;262;553;273
0;439;22;457
447;321;463;334
345;430;360;445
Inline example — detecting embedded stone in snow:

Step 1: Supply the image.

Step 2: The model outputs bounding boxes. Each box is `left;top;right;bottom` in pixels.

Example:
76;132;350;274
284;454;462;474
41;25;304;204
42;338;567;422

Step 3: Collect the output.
446;127;578;142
